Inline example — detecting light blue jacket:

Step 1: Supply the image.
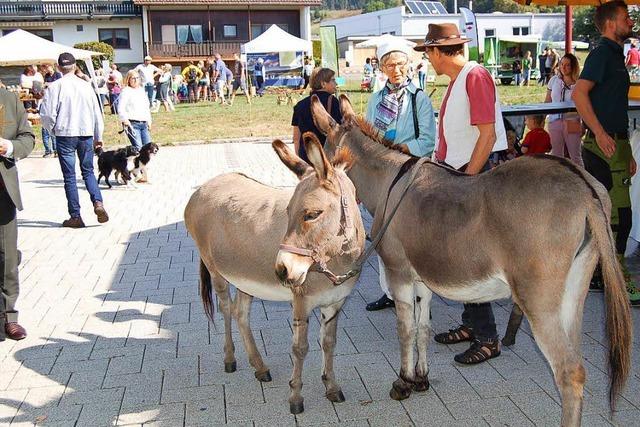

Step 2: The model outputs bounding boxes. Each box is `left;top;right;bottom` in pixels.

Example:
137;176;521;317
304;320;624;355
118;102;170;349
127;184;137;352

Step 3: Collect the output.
366;82;435;157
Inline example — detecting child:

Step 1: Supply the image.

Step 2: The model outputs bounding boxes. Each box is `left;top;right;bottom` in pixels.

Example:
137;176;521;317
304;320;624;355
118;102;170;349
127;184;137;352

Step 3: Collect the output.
521;114;551;155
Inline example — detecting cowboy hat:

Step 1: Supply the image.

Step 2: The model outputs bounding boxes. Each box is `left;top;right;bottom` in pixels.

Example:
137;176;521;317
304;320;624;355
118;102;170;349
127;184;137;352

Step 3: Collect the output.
414;23;470;51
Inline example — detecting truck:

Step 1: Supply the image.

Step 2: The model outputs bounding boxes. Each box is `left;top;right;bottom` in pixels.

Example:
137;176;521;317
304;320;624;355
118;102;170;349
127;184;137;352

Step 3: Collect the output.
483;35;545;85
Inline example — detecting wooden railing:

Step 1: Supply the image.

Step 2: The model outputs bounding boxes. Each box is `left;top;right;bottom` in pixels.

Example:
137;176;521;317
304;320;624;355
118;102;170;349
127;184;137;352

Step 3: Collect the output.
148;42;245;59
0;1;141;19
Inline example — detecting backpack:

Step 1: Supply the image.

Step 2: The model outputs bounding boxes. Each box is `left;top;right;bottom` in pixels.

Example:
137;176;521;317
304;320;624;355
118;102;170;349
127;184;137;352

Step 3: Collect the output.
188;67;197;82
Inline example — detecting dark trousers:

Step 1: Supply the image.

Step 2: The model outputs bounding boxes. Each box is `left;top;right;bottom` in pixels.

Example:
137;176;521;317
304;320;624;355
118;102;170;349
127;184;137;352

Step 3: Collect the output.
457;159;497;342
462;303;497;341
56;136;103;218
0;189;19;324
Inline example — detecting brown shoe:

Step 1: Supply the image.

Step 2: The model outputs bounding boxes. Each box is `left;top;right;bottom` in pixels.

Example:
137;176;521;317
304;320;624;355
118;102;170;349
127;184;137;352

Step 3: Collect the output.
5;322;27;340
62;217;85;228
93;201;109;223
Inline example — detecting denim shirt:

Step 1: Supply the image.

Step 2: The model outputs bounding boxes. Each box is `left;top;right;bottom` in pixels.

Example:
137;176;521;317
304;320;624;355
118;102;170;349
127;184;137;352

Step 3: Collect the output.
366;82;436;157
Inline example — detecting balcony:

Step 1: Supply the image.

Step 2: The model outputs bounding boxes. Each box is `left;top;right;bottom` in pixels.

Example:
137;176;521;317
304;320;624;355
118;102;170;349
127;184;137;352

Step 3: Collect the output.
0;1;141;21
148;42;244;60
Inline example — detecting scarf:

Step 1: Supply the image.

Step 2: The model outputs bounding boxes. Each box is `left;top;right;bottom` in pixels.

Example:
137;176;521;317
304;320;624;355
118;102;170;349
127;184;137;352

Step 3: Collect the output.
374;79;411;136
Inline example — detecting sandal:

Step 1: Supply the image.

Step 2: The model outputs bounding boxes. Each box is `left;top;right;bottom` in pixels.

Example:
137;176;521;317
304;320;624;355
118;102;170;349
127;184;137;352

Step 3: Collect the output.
434;325;474;344
454;339;501;365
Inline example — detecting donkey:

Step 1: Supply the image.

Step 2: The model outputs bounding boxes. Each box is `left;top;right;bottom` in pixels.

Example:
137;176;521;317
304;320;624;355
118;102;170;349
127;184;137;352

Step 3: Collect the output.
184;138;365;414
303;94;632;427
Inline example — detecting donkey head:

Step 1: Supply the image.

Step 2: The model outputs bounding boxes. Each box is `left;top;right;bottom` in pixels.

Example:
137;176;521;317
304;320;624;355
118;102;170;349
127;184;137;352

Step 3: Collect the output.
272;134;362;294
310;94;357;159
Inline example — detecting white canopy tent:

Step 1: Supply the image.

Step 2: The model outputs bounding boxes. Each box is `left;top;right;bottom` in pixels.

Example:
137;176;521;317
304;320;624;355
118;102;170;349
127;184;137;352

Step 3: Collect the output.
241;25;312;54
0;29;101;66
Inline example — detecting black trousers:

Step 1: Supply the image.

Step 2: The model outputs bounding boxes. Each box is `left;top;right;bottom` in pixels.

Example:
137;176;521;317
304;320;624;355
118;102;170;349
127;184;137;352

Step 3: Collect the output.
0;188;19;325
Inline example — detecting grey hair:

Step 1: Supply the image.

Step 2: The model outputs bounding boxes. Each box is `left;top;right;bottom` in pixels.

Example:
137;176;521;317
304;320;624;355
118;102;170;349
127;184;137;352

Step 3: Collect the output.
381;51;408;66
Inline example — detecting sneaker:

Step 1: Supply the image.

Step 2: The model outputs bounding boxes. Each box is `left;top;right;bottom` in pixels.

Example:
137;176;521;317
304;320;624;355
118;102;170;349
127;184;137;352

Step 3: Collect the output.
43;153;51;158
93;201;109;224
62;217;85;228
365;294;395;311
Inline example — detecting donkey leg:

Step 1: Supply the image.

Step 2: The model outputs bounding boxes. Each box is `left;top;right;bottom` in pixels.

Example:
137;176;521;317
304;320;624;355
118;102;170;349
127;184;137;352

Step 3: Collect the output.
528;313;585;427
414;283;433;392
319;299;347;403
233;290;271;382
289;296;310;414
211;271;236;373
388;276;417;401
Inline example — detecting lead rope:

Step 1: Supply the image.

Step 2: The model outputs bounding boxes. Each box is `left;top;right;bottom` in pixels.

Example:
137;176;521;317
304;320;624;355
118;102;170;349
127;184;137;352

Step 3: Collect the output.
328;157;428;285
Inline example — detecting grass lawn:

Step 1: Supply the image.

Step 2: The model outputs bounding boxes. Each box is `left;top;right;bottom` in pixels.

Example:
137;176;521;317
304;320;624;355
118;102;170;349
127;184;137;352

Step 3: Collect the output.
30;80;548;149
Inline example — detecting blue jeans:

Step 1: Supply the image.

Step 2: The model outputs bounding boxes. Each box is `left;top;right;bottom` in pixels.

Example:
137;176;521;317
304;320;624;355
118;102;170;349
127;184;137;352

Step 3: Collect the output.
56;136;103;218
513;72;522;86
126;121;151;150
144;83;154;106
42;128;56;154
109;92;120;115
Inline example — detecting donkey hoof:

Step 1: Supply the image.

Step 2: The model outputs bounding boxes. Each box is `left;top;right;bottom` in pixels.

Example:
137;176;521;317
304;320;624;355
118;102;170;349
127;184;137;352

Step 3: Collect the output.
290;401;304;414
389;382;412;401
501;336;516;347
224;361;237;373
326;390;346;403
412;378;430;392
255;370;272;382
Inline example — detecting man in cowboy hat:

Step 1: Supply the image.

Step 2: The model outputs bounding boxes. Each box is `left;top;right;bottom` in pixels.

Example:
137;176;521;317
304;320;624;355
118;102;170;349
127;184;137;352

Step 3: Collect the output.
415;23;507;364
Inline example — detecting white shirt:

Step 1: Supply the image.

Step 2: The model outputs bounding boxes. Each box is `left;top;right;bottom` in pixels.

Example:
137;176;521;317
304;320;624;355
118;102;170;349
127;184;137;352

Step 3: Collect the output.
118;86;152;124
135;63;160;85
20;74;35;89
40;73;104;141
547;75;576;122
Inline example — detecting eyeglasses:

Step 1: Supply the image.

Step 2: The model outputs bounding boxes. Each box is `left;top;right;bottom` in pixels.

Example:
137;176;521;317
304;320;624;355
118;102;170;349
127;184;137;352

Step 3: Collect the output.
130;77;140;80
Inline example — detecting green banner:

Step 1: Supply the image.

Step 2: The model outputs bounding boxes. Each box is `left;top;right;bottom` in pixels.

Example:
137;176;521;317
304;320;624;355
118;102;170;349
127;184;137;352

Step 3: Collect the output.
320;25;339;76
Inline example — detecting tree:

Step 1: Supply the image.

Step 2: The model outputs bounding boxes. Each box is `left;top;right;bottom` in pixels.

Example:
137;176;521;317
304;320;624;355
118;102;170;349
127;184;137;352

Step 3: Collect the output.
573;6;598;44
73;41;114;69
362;0;387;12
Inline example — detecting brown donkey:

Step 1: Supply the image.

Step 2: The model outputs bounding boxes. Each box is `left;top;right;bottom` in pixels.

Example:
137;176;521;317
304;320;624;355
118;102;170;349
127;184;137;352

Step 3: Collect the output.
309;94;632;427
184;138;364;414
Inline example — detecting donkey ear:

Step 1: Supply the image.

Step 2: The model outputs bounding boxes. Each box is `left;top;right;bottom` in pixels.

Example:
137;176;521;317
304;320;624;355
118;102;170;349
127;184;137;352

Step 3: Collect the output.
272;139;310;179
310;95;337;136
339;94;356;121
303;132;332;181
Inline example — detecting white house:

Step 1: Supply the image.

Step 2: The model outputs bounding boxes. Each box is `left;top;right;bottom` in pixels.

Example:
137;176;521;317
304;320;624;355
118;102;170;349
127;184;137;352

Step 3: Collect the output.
0;1;144;65
323;4;565;64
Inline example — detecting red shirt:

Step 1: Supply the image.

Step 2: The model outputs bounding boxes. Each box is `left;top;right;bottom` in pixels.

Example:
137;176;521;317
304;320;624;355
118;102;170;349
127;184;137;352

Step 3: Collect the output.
627;47;640;66
522;128;551;155
436;66;496;163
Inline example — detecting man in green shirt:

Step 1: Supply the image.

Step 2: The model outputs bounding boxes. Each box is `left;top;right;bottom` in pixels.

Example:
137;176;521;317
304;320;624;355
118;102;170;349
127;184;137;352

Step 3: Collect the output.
573;0;639;305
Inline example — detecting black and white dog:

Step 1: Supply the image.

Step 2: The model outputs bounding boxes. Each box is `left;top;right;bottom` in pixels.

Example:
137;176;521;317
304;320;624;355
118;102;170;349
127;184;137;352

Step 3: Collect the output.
130;143;159;183
96;145;139;188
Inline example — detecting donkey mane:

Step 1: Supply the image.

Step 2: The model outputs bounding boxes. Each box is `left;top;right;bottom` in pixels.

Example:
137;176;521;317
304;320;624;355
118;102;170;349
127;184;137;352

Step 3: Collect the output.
354;117;414;156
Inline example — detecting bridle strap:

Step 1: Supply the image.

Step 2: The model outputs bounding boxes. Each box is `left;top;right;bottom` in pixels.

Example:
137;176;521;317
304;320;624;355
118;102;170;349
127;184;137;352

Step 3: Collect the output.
278;244;315;258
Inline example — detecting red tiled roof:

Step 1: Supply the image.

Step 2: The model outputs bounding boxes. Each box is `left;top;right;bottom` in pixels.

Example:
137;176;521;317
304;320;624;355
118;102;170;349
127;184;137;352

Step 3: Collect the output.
134;0;321;5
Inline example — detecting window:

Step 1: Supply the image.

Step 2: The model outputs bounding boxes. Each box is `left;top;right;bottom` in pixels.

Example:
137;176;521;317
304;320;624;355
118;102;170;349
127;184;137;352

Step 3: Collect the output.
76;25;83;32
512;26;529;36
223;25;237;38
98;28;130;49
252;24;289;39
2;29;53;41
485;28;495;37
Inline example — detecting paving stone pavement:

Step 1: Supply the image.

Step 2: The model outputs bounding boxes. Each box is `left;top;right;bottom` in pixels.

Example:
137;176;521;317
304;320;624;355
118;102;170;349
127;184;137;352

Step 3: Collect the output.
2;143;640;426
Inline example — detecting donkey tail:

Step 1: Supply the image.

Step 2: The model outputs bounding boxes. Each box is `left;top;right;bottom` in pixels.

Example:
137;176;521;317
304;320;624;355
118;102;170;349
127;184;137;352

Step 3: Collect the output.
199;259;215;322
586;200;632;412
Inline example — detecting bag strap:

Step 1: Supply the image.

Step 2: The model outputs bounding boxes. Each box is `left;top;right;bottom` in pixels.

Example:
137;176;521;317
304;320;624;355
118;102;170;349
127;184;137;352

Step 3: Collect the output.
411;88;422;140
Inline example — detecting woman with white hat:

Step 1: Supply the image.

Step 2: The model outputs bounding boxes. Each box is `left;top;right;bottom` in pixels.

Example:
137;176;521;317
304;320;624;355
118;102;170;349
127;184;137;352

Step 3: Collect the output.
364;38;436;311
